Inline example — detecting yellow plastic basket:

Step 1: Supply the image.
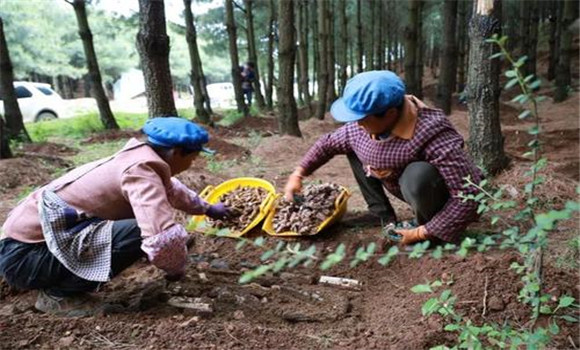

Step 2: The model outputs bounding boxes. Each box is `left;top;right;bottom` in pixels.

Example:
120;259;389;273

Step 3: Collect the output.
262;186;351;237
190;177;276;237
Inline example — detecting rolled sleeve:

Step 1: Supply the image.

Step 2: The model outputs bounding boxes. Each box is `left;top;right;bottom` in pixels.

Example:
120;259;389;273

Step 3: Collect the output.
167;178;210;215
423;129;483;242
299;124;353;175
141;224;188;276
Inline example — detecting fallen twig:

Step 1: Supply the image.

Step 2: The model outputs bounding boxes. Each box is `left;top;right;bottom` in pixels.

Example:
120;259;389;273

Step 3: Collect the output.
482;275;489;318
569;335;578;349
224;325;242;344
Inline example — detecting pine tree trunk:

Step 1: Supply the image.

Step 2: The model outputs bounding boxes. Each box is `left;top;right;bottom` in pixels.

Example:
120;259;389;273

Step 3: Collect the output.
365;1;374;71
456;0;468;92
554;0;578;102
315;0;328;120
325;5;336;107
386;0;392;71
277;0;301;137
0;115;11;159
265;0;275;110
183;0;211;124
225;0;248;116
297;0;311;110
200;75;213;115
547;0;561;81
519;0;530;57
71;0;119;129
525;0;539;77
136;0;177;118
310;0;318;98
436;0;458;115
0;17;30;143
404;0;420;96
244;0;266;110
356;0;363;73
466;0;508;175
338;0;348;95
415;1;424;99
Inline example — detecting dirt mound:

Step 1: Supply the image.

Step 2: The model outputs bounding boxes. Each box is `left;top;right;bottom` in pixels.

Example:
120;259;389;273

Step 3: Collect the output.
0;156;70;193
81;129;143;144
504;128;579;164
206;138;249;160
213;116;278;138
16;142;79;156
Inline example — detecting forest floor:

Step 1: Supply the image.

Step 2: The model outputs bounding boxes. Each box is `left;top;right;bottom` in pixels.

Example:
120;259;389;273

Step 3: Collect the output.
0;85;578;349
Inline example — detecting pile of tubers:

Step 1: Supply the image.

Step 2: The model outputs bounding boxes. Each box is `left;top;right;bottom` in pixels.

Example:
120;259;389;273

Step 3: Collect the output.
207;186;268;232
273;183;342;235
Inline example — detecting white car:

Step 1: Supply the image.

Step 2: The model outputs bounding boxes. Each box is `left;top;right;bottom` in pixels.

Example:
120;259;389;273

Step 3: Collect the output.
205;82;235;108
0;82;65;122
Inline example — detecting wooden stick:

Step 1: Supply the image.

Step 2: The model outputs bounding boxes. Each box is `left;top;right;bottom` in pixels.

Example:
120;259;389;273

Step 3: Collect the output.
482;275;489;318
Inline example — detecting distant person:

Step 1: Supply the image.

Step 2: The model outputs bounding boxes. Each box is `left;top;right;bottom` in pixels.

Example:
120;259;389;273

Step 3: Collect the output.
241;62;256;108
0;117;232;317
284;70;483;245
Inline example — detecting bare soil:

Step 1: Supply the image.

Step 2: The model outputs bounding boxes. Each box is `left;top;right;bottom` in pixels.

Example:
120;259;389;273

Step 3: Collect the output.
0;90;578;349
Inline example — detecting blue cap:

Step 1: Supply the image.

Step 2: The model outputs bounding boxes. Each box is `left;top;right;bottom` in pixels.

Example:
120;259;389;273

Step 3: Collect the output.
330;70;406;122
142;117;215;154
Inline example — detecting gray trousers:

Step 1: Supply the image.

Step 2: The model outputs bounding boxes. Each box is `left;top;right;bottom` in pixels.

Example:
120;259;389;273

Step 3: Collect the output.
347;153;450;225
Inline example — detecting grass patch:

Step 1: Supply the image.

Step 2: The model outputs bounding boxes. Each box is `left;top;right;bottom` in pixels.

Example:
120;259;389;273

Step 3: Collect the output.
216;109;245;127
71;139;129;165
25;108;198;142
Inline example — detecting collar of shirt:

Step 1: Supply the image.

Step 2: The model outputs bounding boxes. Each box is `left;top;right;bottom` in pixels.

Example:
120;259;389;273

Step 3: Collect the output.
371;95;426;141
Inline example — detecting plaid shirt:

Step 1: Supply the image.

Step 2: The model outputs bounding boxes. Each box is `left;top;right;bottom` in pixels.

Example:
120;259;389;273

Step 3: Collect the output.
299;103;483;242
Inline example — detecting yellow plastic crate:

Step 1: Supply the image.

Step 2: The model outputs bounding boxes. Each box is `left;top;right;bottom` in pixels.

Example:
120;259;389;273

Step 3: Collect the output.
262;186;351;237
190;177;276;237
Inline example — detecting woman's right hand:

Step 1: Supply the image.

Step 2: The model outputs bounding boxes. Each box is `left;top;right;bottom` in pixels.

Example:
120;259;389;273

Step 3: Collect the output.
284;169;304;200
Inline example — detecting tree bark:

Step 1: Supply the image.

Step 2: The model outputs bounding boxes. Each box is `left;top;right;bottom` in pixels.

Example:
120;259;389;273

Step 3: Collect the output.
374;0;384;70
0;115;11;159
338;0;348;94
456;0;469;92
414;1;424;99
0;17;30;143
525;0;539;77
365;0;374;71
244;0;266;110
436;0;458;115
277;0;300;137
356;0;363;73
265;0;275;110
404;0;420;96
183;0;211;124
225;0;248;116
466;0;508;175
325;5;336;107
136;0;177;118
547;0;563;80
71;0;119;129
297;0;312;110
315;0;328;120
547;0;562;81
554;0;579;102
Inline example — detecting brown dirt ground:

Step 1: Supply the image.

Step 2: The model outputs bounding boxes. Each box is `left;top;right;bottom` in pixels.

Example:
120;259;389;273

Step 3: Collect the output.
0;84;579;349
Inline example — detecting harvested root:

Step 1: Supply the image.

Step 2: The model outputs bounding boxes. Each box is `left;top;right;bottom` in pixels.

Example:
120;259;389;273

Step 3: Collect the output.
273;183;341;235
208;186;268;232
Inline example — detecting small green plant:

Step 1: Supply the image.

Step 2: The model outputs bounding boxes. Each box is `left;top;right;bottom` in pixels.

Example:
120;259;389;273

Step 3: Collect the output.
202;154;238;174
414;283;577;349
217;109;245;127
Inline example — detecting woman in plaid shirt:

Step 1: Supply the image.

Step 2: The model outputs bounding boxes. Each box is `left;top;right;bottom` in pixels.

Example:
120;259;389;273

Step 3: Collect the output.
284;71;483;245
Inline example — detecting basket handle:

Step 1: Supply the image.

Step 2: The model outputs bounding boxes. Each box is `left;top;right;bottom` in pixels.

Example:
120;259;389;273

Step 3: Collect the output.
199;185;214;200
260;192;277;213
334;188;351;208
